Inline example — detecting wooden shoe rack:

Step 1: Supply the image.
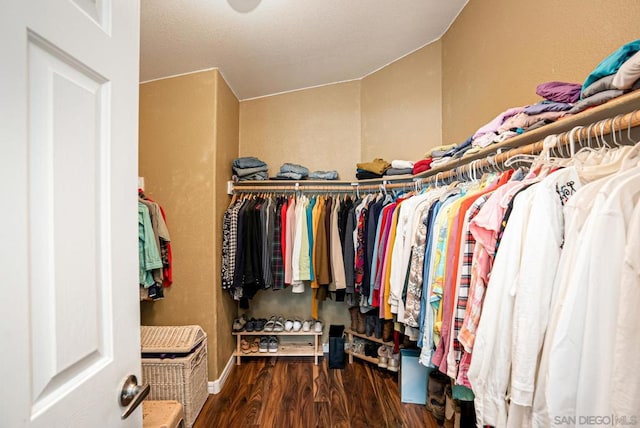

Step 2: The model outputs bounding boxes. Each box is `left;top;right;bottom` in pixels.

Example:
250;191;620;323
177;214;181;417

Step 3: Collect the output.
345;328;394;365
232;330;323;365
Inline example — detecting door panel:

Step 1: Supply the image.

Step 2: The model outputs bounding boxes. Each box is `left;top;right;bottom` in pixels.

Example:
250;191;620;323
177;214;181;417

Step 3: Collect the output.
28;34;112;415
1;0;141;426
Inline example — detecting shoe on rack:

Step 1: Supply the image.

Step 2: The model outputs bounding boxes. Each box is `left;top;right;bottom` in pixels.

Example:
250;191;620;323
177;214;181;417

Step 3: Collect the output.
284;319;294;332
314;320;323;333
268;336;279;353
232;314;248;332
364;343;378;358
302;319;313;332
263;316;276;332
382;320;394;343
292;318;303;332
245;318;256;332
377;345;390;369
365;315;376;337
258;336;269;353
250;338;260;353
254;318;267;332
348;306;359;331
374;316;383;339
387;352;400;372
273;316;285;333
240;338;251;354
356;310;366;334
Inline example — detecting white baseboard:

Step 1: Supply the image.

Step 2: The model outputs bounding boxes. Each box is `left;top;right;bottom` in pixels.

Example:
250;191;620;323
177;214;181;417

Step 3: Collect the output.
208;354;235;394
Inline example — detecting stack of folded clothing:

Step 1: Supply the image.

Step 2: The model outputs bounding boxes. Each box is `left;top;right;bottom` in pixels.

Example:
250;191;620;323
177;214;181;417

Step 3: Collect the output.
355;158;390;179
309;170;339;180
469;83;578;152
412;158;433;175
384;160;414;176
232;157;268;181
571;39;640;114
272;163;309;180
429;139;475;168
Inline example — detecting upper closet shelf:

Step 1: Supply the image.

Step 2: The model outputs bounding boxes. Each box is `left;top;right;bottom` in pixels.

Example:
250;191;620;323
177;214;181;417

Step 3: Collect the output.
232;90;640;192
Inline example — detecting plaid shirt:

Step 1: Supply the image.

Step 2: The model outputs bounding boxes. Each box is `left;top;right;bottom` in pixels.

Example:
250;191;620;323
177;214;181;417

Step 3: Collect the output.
221;199;243;290
451;195;488;372
271;198;285;289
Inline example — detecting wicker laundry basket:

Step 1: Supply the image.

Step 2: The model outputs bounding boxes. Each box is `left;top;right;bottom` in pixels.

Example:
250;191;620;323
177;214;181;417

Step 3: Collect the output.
141;325;208;428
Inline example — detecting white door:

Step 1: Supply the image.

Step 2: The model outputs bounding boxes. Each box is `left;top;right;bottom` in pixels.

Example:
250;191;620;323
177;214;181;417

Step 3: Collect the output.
0;0;142;426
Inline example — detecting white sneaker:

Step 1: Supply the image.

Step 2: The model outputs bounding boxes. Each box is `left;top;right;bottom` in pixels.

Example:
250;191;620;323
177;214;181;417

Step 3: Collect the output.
387;352;400;372
314;320;323;333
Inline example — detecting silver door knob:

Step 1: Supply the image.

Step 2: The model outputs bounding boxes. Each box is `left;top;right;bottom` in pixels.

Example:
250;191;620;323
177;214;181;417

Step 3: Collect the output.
119;374;150;419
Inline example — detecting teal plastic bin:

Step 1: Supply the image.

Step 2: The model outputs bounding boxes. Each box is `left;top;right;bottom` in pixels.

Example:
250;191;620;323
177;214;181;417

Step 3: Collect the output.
399;349;431;404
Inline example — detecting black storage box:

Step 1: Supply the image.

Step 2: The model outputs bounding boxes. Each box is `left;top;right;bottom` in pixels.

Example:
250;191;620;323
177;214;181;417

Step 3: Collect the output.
328;324;345;369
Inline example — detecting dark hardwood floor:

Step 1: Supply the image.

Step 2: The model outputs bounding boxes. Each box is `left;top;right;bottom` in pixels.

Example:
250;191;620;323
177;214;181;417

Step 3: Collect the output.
193;356;440;428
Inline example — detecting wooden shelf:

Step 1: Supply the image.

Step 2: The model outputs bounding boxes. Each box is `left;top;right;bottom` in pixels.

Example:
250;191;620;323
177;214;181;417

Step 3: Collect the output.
345;328;394;346
233;330;322;336
231;89;640;189
233;328;323;365
346;350;380;365
235;342;323;358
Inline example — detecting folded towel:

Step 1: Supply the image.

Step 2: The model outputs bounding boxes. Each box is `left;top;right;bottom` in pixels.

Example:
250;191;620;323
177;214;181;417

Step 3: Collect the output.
390;160;415;169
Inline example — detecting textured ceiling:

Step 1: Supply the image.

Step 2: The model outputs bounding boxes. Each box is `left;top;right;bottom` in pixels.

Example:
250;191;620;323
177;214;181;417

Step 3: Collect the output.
140;0;468;100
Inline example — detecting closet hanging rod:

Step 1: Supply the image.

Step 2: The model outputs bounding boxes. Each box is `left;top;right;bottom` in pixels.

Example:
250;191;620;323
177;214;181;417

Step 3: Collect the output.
415;109;640;188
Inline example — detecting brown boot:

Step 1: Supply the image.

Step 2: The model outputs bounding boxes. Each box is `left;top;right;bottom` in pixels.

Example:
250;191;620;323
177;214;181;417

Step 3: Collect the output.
348;306;358;331
382;320;393;343
356;310;366;334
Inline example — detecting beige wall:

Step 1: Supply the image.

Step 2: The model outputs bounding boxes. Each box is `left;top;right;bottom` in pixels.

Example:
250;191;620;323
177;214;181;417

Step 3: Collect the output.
213;71;239;377
442;0;640;145
139;69;239;381
361;40;442;161
239;81;361;180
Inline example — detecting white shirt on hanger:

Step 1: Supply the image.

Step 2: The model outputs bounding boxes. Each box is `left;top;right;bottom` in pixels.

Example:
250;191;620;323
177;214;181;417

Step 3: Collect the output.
467;185;535;428
611;200;640;417
575;171;640;420
507;167;583;428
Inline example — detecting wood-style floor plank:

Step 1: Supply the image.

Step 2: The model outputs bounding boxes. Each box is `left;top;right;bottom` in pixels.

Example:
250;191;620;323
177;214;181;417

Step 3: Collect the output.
193;356;440;428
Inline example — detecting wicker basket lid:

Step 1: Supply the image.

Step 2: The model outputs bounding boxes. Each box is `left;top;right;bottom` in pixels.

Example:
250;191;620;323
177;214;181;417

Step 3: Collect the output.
140;325;206;353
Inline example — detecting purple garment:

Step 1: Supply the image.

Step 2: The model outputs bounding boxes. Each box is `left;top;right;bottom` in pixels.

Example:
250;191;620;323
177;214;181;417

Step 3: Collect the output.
523;101;573;115
472;106;525;140
536;81;582;103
